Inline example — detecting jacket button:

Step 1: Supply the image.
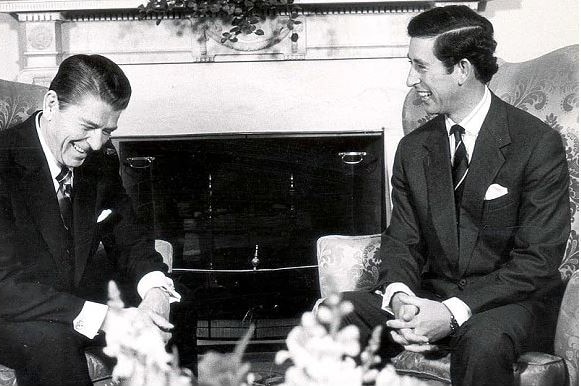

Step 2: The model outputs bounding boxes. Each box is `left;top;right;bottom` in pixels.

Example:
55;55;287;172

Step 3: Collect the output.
458;278;467;288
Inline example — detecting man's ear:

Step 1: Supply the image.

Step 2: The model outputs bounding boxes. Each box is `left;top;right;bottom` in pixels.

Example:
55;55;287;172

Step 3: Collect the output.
456;58;473;85
42;90;60;121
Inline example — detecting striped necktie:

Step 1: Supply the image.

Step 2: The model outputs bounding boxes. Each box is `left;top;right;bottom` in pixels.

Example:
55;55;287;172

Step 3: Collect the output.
56;166;73;230
451;124;469;218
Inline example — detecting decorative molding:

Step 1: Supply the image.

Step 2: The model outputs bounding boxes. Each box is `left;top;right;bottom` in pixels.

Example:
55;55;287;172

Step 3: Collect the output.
0;0;483;14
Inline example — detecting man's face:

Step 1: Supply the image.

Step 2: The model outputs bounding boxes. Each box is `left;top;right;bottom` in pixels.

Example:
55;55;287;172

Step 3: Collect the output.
45;94;121;168
406;37;460;116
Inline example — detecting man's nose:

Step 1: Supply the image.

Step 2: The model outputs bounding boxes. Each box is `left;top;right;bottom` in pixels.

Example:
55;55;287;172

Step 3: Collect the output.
406;67;419;87
86;129;105;150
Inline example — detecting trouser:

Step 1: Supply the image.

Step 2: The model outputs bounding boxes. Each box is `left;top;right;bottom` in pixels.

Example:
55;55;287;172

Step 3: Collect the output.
0;320;94;386
340;290;557;386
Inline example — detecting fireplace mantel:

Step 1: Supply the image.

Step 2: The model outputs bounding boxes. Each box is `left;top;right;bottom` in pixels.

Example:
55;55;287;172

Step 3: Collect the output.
0;0;488;139
0;1;485;12
0;0;487;84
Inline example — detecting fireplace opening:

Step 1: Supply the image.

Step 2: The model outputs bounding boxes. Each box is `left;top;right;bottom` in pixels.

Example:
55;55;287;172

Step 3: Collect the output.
117;132;386;340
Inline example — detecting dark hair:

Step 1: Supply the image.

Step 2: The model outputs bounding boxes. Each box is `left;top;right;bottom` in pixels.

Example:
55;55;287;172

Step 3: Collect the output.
49;54;131;111
408;5;498;83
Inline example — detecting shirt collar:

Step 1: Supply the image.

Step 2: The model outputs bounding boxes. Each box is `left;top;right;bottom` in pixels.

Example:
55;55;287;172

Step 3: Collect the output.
445;87;491;138
35;112;72;183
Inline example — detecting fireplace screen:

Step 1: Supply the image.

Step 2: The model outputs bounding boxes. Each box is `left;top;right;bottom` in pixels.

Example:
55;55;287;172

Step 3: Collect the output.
117;133;386;338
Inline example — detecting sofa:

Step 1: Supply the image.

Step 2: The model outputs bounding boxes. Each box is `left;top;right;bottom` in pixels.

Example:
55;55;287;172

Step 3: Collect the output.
317;45;579;386
0;79;176;385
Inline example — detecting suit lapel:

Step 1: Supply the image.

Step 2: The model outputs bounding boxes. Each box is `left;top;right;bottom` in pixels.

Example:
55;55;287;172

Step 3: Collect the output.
423;116;460;264
457;94;511;276
14;115;71;268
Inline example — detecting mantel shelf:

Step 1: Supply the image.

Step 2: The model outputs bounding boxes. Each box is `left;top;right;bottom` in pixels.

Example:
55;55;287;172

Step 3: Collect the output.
0;0;485;13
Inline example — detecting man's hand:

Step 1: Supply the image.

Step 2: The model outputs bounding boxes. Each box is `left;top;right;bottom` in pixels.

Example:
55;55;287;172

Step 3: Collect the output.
390;292;418;322
138;287;173;343
386;294;452;343
388;292;435;352
101;306;173;337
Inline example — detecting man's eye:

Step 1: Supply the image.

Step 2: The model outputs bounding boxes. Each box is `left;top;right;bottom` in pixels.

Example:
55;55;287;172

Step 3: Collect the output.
103;130;113;136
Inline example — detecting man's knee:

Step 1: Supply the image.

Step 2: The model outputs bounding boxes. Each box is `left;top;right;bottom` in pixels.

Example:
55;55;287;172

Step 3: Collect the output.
453;322;516;364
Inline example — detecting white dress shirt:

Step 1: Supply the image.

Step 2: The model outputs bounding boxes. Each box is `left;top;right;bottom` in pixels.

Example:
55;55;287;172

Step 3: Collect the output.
382;87;492;327
36;112;180;338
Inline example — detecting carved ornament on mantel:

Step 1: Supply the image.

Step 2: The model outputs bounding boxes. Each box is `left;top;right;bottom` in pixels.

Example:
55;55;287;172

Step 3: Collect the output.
0;1;486;14
0;0;487;84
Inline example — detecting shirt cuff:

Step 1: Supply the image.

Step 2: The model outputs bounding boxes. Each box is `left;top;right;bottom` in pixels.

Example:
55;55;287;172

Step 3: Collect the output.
442;297;472;326
381;282;416;314
137;271;182;303
73;301;109;339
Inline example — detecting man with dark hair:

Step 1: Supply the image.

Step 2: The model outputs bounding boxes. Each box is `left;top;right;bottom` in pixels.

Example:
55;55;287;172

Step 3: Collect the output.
341;5;570;385
0;54;180;386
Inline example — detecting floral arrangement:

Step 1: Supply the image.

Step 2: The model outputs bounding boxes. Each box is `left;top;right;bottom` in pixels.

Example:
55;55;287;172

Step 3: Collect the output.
138;0;302;43
275;293;430;386
103;280;256;386
103;281;429;386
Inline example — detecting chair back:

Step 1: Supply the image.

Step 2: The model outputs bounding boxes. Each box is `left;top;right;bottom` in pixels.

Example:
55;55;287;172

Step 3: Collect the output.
0;79;47;131
402;44;579;281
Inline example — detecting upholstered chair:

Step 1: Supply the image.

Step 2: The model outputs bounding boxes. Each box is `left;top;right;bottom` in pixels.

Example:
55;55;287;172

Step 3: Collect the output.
0;79;175;385
317;45;579;386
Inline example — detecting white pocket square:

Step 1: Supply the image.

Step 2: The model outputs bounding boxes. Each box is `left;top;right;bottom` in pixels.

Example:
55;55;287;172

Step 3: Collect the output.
97;209;112;223
485;184;508;200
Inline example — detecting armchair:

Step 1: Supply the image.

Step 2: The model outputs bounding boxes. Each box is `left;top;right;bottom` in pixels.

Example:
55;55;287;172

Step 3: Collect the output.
0;80;176;385
317;45;579;386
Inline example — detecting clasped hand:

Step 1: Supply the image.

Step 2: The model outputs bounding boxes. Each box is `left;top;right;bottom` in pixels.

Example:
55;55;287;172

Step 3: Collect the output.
102;287;174;344
386;293;452;352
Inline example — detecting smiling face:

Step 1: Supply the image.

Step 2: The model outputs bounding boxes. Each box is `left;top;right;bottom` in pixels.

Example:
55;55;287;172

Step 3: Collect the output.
406;37;463;118
42;92;121;168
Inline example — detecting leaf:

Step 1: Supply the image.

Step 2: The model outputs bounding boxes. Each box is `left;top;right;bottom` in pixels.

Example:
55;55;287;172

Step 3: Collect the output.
293;20;302;24
249;16;260;24
221;37;228;43
222;32;231;36
156;18;162;25
291;32;298;42
230;26;241;33
230;37;239;42
255;29;264;35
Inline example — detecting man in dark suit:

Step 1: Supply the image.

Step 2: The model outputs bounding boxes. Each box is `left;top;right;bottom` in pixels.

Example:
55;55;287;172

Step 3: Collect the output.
0;55;180;386
341;6;570;386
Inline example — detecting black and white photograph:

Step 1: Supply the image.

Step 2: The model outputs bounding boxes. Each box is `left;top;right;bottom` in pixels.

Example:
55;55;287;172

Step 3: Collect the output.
0;0;578;385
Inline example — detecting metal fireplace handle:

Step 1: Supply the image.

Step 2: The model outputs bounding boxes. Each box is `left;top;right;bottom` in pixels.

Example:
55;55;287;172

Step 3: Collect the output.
338;151;367;165
125;156;156;169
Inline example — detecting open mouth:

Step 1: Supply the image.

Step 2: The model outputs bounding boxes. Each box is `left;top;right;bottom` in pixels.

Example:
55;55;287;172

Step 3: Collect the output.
416;90;432;101
72;142;88;155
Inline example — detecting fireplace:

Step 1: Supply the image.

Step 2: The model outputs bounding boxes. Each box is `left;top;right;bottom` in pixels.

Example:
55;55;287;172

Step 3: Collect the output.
117;132;386;339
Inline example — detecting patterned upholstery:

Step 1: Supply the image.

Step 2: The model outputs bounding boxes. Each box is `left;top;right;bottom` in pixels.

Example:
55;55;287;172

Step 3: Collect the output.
317;45;579;386
0;79;46;131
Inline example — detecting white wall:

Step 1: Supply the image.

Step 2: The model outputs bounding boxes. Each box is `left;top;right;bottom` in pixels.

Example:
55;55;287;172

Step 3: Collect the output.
0;13;20;82
483;0;579;62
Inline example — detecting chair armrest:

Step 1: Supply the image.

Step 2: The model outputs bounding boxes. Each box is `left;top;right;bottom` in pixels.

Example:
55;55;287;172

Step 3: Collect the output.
155;239;173;273
554;270;579;386
316;234;382;297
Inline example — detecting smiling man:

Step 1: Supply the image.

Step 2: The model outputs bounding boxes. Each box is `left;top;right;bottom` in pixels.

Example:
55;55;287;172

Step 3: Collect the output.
340;5;570;386
0;55;179;386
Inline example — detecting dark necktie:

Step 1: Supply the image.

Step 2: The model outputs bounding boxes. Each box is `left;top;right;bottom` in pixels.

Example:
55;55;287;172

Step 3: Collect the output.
451;124;469;218
56;166;73;231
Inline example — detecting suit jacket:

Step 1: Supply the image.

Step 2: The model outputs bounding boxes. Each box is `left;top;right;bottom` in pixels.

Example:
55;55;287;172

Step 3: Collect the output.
377;93;570;315
0;112;167;325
